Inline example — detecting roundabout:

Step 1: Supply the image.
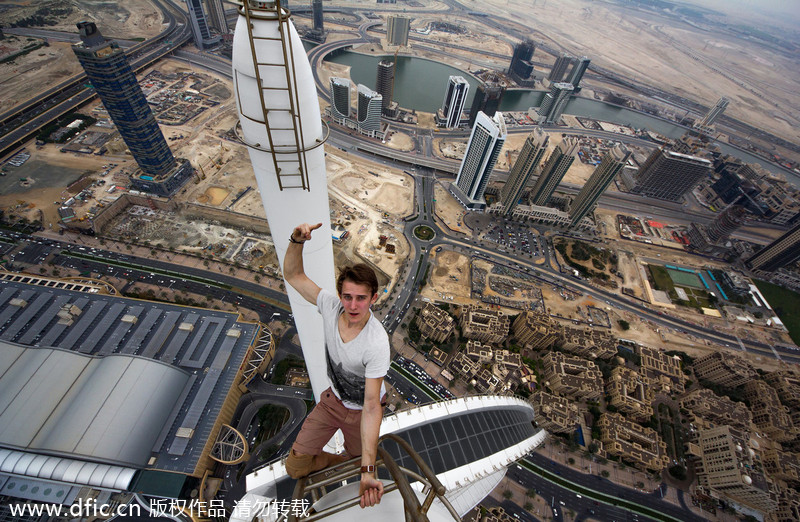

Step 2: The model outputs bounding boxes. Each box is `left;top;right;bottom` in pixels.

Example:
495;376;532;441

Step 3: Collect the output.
413;224;435;241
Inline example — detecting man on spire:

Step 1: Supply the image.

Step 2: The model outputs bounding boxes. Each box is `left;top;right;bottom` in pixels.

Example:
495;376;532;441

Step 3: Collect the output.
282;222;390;509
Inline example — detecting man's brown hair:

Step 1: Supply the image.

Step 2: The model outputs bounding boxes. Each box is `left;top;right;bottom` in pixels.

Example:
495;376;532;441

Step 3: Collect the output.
336;263;379;297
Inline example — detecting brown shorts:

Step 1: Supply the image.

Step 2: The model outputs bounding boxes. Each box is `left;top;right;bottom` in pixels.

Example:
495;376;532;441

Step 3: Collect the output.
291;387;365;457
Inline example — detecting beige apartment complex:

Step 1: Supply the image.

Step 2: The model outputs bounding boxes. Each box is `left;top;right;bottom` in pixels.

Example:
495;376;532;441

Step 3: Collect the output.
597;412;670;471
416;302;456;343
446;351;505;394
540;351;603;400
512;311;560;349
743;380;799;443
561;325;617;360
465;340;493;364
762;442;800;484
460;305;510;344
636;344;685;394
529;390;582;434
680;388;752;432
606;366;654;422
692;425;778;514
764;369;800;410
693;351;757;388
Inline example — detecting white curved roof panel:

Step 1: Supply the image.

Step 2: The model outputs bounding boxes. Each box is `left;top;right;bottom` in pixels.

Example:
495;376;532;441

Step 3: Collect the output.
0;343;190;467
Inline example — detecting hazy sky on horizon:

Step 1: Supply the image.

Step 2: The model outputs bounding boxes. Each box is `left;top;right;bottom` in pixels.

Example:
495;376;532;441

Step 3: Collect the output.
676;0;800;29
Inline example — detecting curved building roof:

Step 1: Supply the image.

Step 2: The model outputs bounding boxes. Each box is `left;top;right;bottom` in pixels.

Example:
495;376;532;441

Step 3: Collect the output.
241;395;546;517
0;342;190;467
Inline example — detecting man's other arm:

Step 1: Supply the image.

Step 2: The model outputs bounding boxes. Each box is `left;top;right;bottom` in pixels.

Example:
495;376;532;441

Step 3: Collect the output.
359;376;384;508
283;223;322;305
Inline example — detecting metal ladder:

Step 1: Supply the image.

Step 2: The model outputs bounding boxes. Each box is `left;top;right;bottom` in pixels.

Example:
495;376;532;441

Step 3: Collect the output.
288;434;461;522
239;0;310;191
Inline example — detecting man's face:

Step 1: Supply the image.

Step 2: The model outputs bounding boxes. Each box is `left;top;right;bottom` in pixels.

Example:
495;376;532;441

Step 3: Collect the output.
339;280;378;323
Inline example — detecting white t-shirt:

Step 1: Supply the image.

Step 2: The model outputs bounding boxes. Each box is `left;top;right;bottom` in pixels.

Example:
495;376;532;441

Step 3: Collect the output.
317;289;390;410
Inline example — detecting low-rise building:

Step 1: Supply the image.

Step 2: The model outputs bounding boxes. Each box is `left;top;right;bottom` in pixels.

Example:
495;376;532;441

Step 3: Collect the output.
447;351;478;381
743;380;799;443
606;366;654;422
693;351;757;388
597;412;670;471
680;388;752;432
694;425;778;515
465;340;493;364
764;369;800;410
529;390;582;434
512;311;559;349
762;441;800;485
561;325;617;360
416;302;456;343
494;349;522;371
460;305;510;344
636;344;685;394
540;351;603;400
771;485;800;522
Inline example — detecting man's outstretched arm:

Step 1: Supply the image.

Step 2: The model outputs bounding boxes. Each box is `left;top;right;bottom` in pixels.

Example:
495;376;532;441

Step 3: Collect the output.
283;222;323;305
359;377;384;508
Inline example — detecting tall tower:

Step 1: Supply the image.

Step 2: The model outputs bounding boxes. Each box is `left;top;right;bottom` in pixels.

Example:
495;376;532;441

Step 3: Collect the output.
357;84;382;137
630;148;712;201
569;146;630;227
746;221;800;272
548;53;574;82
440;75;469;129
375;60;394;116
567;56;590;89
204;0;229;34
500;127;548;215
538;82;573;124
530;137;578;206
700;96;730;126
185;0;220;48
72;22;176;178
387;15;411;46
329;77;351;122
452;111;507;208
689;197;756;251
509;40;535;82
468;78;505;127
312;0;324;32
233;0;335;400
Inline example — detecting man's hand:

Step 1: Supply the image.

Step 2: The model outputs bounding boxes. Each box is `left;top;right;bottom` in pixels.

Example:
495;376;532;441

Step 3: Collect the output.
359;473;384;508
291;222;322;243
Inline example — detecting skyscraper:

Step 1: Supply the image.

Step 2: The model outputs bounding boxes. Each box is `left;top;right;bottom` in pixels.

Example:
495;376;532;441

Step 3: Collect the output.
538;82;573;124
467;78;505;127
746;221;800;272
204;0;229;34
357;84;382;137
629;148;712;201
567;56;590;88
530;137;578;206
499;127;548;215
688;202;750;250
452;111;507;208
329;77;351;122
387;16;411;46
185;0;220;49
375;60;394;116
440;76;469;129
312;0;324;33
548;53;575;82
569;146;630;227
509;40;535;82
700;96;730;126
72;22;176;178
